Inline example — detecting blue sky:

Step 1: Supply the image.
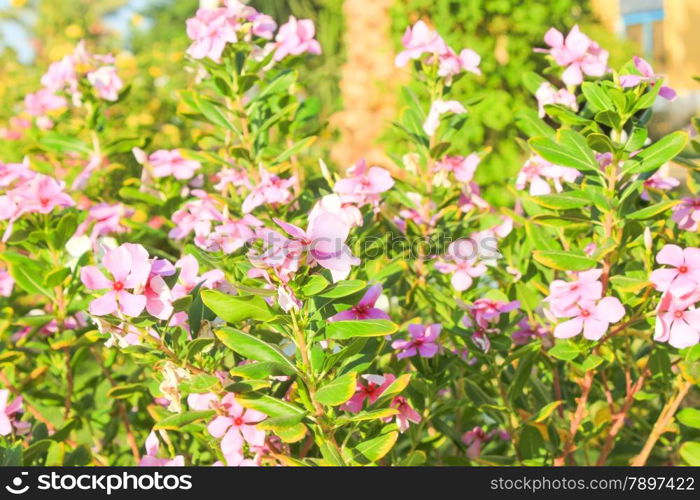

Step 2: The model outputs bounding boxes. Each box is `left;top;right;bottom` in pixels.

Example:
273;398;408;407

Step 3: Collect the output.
0;0;152;63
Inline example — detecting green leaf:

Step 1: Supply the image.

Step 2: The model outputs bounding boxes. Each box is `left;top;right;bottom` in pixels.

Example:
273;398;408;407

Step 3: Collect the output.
532;401;562;423
214;327;297;374
118;187;164;206
625;127;648;152
201;290;273;323
230;361;295;379
272;136;316;165
188;373;220;392
677;408;700;429
326;320;398;340
533;250;597;271
345;408;399;422
581;354;604;371
0;252;54;299
106;383;146;399
318;279;366;298
530;130;600;175
316;372;357;406
581;82;614;113
625;200;680;220
679;441;700;466
625;131;689;175
257;413;307;430
549;341;580;361
301;274;329;296
515;108;554;138
529;191;591;210
343;427;398;464
154;410;215;430
374;373;412;406
587;133;616;153
237;392;305;418
39;132;91;154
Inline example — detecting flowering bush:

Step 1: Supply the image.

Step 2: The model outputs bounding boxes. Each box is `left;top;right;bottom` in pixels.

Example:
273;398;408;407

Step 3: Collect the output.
0;2;699;467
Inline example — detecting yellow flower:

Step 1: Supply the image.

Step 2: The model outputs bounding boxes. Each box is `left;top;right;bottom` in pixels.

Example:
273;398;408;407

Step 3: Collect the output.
65;24;84;39
10;0;27;7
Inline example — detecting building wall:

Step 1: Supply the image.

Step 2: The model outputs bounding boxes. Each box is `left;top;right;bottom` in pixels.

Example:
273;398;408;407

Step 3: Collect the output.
663;0;700;92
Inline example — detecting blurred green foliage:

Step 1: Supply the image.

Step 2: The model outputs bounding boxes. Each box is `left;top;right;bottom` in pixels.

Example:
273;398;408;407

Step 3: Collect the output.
388;0;637;205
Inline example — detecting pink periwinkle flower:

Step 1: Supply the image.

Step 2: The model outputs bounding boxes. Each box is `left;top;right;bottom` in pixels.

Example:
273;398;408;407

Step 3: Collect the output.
139;431;185;466
199;215;260;254
423;99;466;136
310;194;363;228
512;318;549;346
333;159;395;206
435;239;488;292
342;374;396;413
536;25;609;85
535;82;578;118
207;393;266;459
650;245;700;297
0;390;27;436
273;16;322;61
462;426;488;459
242;168;296;213
76;202;133;244
553;296;625;340
80;243;151;317
24;88;67;122
394;21;446;68
438;48;481;81
386;396;421;433
392;323;441;359
463;298;520;330
172;255;226;300
516;155;580;196
434;154;480;183
654;291;700;348
134;148;201;180
214;167;250;193
546;269;603;317
620;56;676;101
87;65;123;101
329;283;390;321
0;270;14;297
169;191;226;241
186;7;239;62
641;172;679;201
672;197;700;231
273;209;360;281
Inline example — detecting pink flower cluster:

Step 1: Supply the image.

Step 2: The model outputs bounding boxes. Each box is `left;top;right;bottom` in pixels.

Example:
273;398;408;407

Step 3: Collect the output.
395;21;481;83
672;197;700;231
133;148;201;181
436;239;488;292
392;323;442;359
0;162;74;241
186;1;319;63
0;389;28;436
535;82;578;118
342;374;420;433
546;269;625;341
462;298;520;351
329;283;390;321
81;243;226;327
462;426;510;459
189;392;266;466
139;431;185;467
620;56;676;101
650;245;700;348
516;154;581;196
536;25;609;85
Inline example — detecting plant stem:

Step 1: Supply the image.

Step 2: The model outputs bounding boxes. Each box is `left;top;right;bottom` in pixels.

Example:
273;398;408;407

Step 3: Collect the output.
631;377;692;466
554;370;594;466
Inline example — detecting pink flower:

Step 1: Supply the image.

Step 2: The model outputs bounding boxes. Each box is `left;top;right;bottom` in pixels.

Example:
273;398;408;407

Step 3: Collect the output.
423;99;466;136
333;159;395;201
207;393;266;458
641;172;679;201
187;392;219;411
186;7;238;62
144;260;175;320
392;323;441;359
24;88;67;118
274;210;360;281
80;243;151;317
395;21;446;68
87;65;123;101
309;194;363;228
650;245;700;297
199;215;260;254
0;390;24;436
462;426;488;459
434;154;480;183
139;431;185;466
535;82;578;118
516;155;580;195
654;292;700;348
135;149;201;180
342;374;395;413
273;17;322;61
546;269;603;317
214;167;250;193
620;56;676;101
329;284;390;321
438;48;481;80
76;203;133;244
169;191;225;240
0;269;14;297
553;296;625;340
41;55;77;93
171;255;226;300
536;25;609;85
672;197;700;231
387;396;421;433
435;239;488;291
512;318;548;346
242;168;295;213
463;298;520;329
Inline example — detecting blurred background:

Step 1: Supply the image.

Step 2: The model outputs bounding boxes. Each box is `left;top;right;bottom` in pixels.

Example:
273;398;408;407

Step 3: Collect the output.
0;0;698;202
